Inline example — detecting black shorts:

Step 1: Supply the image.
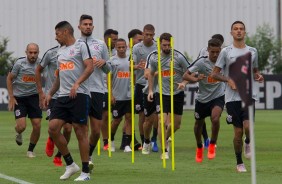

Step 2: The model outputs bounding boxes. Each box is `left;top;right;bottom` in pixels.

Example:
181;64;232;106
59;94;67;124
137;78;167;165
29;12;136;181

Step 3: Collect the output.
134;84;145;113
143;93;156;117
225;100;255;128
49;93;90;125
112;100;131;119
103;92;108;111
46;99;56;120
194;95;225;120
89;92;104;120
14;94;42;119
155;91;184;115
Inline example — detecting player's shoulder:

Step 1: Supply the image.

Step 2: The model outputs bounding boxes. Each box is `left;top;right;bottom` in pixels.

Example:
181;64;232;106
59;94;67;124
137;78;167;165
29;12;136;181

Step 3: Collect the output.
246;45;257;53
189;56;207;68
42;46;59;58
14;57;26;64
147;50;158;60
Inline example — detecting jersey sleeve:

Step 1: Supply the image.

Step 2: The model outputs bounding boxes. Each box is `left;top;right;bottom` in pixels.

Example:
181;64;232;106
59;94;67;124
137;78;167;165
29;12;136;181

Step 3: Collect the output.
252;48;258;68
40;50;51;68
215;48;227;69
102;42;110;61
10;60;21;76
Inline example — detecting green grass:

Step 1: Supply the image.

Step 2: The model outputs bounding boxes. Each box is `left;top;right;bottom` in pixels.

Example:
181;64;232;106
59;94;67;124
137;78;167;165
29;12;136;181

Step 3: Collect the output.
0;110;281;184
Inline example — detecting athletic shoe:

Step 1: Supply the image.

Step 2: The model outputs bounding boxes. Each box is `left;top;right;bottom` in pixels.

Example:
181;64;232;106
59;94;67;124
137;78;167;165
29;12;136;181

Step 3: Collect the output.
15;133;22;146
207;143;216;160
236;163;247;172
204;138;210;148
134;142;142;151
89;161;94;173
160;152;169;160
26;151;36;158
124;145;132;153
167;137;172;142
244;141;251;159
142;143;150;154
45;137;55;157
195;147;204;163
151;141;159;152
111;141;115;152
53;156;63;166
74;172;90;181
60;162;80;180
103;144;109;151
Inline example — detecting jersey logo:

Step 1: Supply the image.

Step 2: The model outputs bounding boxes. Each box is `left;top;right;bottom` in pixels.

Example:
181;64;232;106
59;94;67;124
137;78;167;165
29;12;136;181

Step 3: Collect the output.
22;75;36;83
117;71;130;78
59;61;75;71
207;76;219;83
161;70;176;77
69;49;75;56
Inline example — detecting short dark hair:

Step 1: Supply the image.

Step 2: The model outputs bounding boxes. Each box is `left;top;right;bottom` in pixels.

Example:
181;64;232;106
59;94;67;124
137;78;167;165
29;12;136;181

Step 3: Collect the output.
211;34;224;44
128;29;142;40
160;33;172;42
143;24;155;32
231;21;245;30
116;38;126;44
104;29;118;37
79;14;93;23
208;38;222;48
55;21;74;35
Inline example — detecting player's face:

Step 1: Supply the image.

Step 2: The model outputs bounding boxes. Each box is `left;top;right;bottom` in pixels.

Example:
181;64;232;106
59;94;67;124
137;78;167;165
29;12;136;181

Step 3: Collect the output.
132;34;143;45
161;39;171;55
79;19;94;37
143;29;155;44
115;41;127;57
55;29;66;45
231;23;246;41
26;45;39;63
110;34;118;49
208;46;221;63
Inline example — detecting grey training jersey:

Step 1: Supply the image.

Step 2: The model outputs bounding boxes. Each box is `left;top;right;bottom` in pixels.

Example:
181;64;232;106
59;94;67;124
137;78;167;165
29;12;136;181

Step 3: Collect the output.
40;46;59;99
109;55;131;100
197;47;208;58
79;36;110;94
10;57;40;97
148;50;190;95
57;40;92;97
143;50;159;94
188;56;225;103
215;44;258;103
133;41;157;85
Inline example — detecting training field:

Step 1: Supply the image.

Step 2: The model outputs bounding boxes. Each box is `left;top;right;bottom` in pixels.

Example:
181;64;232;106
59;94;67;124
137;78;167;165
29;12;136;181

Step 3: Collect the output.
0;110;281;184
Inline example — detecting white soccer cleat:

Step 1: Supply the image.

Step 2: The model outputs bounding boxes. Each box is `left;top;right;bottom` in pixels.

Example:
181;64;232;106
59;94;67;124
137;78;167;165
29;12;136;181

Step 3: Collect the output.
74;172;90;181
60;163;80;180
124;145;132;153
236;163;247;172
111;141;115;152
244;142;251;159
160;152;169;160
26;151;36;158
16;133;23;146
142;143;151;154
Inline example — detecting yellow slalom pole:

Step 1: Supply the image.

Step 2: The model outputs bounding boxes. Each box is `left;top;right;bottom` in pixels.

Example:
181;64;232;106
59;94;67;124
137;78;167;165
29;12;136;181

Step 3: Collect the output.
130;38;135;164
157;38;166;168
108;38;112;158
170;37;175;171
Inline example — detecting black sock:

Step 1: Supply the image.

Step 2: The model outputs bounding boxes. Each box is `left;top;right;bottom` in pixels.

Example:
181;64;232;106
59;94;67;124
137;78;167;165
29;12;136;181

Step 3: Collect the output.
125;134;132;146
140;134;144;145
202;123;208;140
89;144;96;157
151;128;158;142
49;136;53;141
235;152;243;165
63;153;73;166
28;143;36;152
103;139;108;146
144;138;150;144
245;137;250;144
82;162;89;173
165;148;168;152
55;151;62;158
121;132;126;146
111;133;115;141
210;140;216;144
197;143;203;148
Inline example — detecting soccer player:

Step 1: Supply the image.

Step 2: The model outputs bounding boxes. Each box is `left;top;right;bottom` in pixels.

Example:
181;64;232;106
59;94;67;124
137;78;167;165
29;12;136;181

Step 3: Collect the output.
104;28;118;56
211;21;264;172
147;33;190;159
6;43;42;158
78;14;111;172
35;45;72;166
183;38;225;163
109;38;133;152
46;21;93;181
132;24;157;148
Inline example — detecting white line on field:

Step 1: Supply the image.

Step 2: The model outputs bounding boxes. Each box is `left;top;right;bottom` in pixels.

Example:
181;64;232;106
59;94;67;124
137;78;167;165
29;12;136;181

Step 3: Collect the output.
0;173;34;184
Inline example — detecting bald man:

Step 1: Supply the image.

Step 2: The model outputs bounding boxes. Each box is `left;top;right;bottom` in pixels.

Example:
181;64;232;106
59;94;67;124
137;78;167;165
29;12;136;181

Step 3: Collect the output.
7;43;42;158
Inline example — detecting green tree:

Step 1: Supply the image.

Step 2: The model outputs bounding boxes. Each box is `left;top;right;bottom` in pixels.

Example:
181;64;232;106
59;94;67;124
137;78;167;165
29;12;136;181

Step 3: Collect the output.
245;24;282;74
0;37;15;76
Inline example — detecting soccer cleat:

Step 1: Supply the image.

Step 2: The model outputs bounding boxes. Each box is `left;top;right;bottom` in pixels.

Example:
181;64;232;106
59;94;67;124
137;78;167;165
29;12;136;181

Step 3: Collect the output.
244;142;251;159
45;137;55;157
134;142;142;151
142;143;150;154
26;151;36;158
89;161;94;173
207;143;216;160
204;138;210;148
53;156;63;166
60;163;80;180
111;141;115;152
167;137;172;142
195;147;204;163
124;145;132;153
151;141;159;152
160;152;169;160
16;133;23;146
103;144;109;151
236;163;247;172
74;172;90;181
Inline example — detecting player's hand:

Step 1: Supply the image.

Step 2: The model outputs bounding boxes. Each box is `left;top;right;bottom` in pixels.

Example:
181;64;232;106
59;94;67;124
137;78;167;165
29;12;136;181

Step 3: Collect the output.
136;59;146;69
93;58;106;68
227;79;237;90
70;83;79;99
147;91;154;102
177;82;186;90
254;73;264;83
197;74;206;81
8;96;17;111
44;94;52;107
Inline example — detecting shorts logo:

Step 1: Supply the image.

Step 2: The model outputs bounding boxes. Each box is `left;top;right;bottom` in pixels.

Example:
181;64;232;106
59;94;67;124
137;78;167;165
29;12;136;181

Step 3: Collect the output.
135;104;141;111
47;109;51;117
117;71;130;78
194;112;200;119
103;101;105;108
156;105;160;113
15;110;21;117
226;114;232;123
144;109;147;115
59;61;75;71
113;110;118;117
22;75;36;83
